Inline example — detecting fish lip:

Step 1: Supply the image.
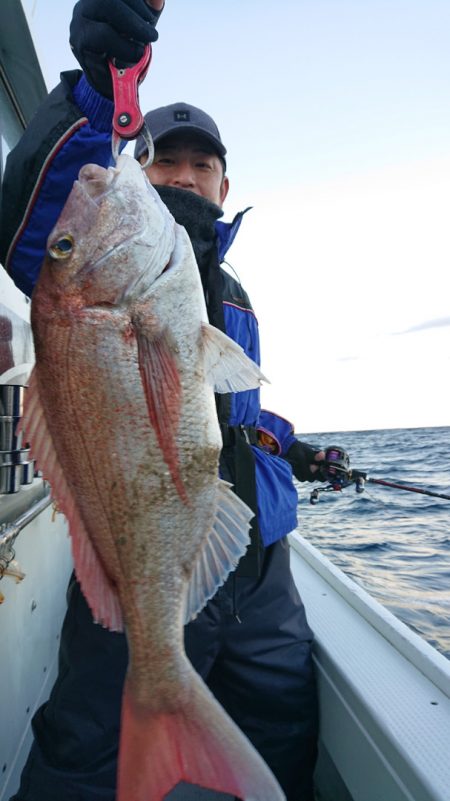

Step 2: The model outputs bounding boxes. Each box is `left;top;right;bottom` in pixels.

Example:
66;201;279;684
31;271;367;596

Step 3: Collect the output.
77;154;150;206
77;161;130;206
77;167;113;206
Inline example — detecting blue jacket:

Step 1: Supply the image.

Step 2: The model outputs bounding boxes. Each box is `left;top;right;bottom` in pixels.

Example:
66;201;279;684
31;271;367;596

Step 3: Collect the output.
0;71;300;546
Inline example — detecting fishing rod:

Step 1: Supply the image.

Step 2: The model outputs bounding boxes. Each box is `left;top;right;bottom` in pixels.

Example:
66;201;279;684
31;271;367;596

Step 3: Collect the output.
309;447;450;505
357;476;450;501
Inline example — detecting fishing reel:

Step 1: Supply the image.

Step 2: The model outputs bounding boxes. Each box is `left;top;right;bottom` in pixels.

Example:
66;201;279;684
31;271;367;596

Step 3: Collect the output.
321;447;350;484
308;448;450;506
310;447;365;504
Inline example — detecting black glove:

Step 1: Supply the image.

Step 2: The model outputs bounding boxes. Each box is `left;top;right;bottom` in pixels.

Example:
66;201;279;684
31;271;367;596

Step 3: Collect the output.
70;0;163;98
284;440;323;483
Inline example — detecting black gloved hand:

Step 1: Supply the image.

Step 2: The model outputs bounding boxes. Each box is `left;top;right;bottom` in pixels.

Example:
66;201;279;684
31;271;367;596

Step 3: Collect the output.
70;0;163;99
284;440;324;483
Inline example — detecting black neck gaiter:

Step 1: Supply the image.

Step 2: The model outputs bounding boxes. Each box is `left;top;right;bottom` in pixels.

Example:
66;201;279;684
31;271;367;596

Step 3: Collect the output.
154;186;226;333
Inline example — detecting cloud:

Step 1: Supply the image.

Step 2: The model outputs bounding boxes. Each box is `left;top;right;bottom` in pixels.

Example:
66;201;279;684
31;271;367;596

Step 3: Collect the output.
395;317;450;335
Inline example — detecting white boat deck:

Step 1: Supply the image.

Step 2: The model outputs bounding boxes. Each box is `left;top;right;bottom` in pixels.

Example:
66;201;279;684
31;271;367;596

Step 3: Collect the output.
289;531;450;801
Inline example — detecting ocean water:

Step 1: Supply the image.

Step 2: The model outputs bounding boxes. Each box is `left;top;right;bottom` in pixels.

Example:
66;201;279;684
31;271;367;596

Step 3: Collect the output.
294;426;450;661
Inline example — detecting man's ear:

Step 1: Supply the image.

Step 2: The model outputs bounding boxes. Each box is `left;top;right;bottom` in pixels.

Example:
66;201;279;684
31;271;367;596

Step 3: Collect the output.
220;176;230;205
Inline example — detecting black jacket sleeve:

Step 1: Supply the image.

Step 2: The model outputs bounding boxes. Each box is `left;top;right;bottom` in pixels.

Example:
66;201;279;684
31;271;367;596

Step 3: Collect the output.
0;71;85;272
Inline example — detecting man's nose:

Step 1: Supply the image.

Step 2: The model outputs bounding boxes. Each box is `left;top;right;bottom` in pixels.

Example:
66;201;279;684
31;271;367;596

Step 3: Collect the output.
170;162;195;188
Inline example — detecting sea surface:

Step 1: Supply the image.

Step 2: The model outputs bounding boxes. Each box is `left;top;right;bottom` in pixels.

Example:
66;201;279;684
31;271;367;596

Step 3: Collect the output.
294;426;450;661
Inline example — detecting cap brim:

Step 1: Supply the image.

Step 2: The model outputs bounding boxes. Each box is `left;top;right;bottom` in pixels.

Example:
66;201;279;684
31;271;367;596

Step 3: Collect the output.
134;124;226;162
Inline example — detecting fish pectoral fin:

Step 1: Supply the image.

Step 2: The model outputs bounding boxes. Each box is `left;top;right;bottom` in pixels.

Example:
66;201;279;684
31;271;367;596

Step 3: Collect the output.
184;479;253;623
135;323;188;503
201;322;269;393
19;369;123;631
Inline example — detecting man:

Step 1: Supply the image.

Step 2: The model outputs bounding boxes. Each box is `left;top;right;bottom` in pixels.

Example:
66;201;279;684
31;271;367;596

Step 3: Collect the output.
0;2;334;799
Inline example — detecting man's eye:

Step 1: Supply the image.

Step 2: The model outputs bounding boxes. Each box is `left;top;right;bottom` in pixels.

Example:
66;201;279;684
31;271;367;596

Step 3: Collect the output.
156;157;174;165
196;161;212;170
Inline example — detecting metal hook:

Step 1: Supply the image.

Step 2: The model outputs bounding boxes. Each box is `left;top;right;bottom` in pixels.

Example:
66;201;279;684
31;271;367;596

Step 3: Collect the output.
140;123;155;169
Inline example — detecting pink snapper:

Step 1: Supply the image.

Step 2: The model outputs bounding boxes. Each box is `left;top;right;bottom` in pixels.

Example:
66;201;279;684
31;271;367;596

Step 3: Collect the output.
20;154;285;801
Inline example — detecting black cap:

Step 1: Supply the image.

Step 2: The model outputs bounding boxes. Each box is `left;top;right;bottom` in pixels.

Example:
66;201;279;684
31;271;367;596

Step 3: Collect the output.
134;102;227;166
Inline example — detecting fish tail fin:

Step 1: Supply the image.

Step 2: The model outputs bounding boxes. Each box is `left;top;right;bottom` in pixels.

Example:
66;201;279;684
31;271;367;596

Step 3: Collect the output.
117;672;285;801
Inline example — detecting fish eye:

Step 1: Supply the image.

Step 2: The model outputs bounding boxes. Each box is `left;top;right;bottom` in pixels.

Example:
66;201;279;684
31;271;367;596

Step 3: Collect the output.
48;234;74;260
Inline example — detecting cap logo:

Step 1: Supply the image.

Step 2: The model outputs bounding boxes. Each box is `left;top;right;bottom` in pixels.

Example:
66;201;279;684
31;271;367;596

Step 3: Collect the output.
174;110;190;122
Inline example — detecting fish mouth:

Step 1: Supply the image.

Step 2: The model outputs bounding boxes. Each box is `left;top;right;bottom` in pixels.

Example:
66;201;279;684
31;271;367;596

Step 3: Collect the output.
78;156;140;204
78;163;117;202
77;156;178;302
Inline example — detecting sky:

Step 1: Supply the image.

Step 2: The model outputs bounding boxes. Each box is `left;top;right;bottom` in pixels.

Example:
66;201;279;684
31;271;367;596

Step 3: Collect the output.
20;0;450;433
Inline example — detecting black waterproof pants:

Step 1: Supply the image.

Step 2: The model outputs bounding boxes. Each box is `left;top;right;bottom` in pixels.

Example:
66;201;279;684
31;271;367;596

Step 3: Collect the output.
10;537;318;801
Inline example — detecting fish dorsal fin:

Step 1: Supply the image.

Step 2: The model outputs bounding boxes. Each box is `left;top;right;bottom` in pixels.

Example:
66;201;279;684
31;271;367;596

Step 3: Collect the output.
201;322;268;393
19;369;124;631
184;479;253;623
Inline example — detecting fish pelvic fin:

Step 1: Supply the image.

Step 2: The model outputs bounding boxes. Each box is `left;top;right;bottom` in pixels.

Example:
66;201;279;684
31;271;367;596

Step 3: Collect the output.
201;322;269;392
118;670;286;801
184;479;252;623
19;369;123;631
134;322;188;504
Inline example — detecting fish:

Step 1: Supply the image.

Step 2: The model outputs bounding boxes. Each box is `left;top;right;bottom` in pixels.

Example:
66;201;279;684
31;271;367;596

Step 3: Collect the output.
19;154;285;801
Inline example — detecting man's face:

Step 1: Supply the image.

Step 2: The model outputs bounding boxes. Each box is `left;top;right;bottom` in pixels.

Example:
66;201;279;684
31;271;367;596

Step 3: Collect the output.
141;133;229;207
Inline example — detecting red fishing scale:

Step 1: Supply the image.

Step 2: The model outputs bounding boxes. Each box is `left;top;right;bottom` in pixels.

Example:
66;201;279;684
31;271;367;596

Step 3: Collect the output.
109;44;154;163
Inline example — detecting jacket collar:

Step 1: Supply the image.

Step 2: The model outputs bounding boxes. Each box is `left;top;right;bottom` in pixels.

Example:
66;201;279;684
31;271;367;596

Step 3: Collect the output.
215;207;252;262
